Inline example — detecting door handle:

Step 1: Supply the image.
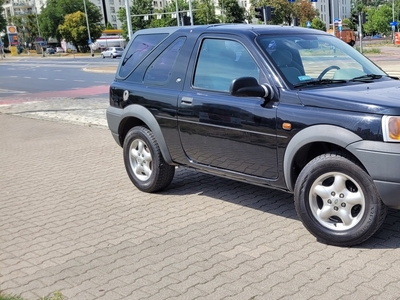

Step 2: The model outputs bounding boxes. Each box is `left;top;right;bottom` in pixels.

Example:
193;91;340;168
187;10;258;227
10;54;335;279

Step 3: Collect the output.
181;96;193;105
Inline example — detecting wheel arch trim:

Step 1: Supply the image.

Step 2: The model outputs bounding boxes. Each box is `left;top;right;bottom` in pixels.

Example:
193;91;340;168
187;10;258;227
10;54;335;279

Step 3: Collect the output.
121;104;173;164
284;125;362;192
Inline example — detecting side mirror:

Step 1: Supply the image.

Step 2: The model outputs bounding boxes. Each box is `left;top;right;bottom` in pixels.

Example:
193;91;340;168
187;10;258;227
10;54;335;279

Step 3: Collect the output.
229;77;273;100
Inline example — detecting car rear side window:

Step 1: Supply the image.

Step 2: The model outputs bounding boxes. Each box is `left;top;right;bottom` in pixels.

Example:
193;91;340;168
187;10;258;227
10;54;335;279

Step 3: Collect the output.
119;33;168;78
193;39;260;92
144;37;186;85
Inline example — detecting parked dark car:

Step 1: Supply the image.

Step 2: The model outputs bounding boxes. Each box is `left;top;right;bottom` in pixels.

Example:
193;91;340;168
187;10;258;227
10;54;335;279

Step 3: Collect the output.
45;47;55;55
106;24;400;247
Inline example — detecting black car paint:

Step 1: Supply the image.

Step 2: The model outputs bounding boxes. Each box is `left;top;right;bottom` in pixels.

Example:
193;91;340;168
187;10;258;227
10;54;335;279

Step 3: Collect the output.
108;24;400;204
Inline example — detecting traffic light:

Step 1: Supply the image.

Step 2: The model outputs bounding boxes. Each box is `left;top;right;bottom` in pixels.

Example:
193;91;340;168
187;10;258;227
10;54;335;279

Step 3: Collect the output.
293;17;300;26
266;6;276;21
255;7;265;22
351;13;359;24
183;15;191;26
361;12;367;23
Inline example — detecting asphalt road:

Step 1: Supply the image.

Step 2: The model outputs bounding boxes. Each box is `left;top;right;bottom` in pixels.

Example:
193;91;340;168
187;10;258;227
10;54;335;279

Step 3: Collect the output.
0;56;117;97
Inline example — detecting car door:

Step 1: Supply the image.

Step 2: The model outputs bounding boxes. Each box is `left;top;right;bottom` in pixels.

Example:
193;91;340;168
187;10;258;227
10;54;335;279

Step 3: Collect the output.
178;36;278;179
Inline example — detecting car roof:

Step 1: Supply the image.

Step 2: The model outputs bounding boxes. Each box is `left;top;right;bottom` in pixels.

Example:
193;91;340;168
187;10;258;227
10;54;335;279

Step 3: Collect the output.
133;24;330;39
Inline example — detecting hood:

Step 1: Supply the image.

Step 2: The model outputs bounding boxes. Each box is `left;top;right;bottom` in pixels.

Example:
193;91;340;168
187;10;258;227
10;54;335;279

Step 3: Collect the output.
297;78;400;115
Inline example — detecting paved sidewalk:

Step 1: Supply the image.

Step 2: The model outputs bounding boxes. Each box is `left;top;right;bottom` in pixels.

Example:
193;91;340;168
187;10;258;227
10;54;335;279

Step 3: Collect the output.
3;110;400;300
2;114;400;300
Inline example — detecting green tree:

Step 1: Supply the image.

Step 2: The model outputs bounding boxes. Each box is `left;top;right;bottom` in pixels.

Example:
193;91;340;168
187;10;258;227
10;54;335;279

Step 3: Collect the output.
118;0;153;40
0;0;6;34
363;5;393;36
195;0;219;24
58;11;103;51
218;0;245;23
149;0;191;29
106;22;114;29
311;17;326;31
294;1;317;26
39;0;103;42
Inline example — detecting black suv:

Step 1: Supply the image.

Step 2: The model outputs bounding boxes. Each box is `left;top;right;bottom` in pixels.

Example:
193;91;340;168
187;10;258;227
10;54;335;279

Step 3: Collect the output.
107;24;400;246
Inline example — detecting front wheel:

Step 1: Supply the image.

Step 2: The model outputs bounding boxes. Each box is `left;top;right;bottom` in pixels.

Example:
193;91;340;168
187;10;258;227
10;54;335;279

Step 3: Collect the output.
123;126;175;193
294;152;387;247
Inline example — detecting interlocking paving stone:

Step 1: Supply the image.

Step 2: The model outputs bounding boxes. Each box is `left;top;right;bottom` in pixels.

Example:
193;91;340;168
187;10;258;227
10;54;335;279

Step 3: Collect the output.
2;55;400;299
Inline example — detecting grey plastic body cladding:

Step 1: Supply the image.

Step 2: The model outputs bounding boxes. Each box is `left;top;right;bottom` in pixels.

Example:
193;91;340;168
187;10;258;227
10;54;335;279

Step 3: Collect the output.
106;105;174;165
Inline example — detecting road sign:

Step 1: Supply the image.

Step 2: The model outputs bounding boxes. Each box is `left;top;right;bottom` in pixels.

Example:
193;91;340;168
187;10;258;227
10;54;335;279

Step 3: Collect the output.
306;21;311;28
338;25;342;32
88;38;92;44
390;21;398;26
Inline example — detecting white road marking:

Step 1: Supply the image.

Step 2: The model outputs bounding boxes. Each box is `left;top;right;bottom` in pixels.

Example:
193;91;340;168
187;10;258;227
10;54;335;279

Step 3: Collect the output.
0;89;26;94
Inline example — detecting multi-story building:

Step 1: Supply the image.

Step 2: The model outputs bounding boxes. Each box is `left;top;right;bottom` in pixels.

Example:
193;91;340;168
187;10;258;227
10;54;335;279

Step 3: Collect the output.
311;0;351;29
2;0;43;18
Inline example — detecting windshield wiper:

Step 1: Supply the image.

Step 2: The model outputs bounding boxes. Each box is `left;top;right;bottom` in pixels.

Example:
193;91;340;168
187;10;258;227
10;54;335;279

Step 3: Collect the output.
293;79;347;88
350;74;383;82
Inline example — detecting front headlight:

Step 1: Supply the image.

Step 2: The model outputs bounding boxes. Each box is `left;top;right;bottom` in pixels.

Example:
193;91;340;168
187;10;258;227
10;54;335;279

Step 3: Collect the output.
382;116;400;142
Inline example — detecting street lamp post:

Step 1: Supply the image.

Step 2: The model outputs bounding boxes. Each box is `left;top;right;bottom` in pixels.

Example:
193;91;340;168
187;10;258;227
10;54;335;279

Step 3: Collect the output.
83;0;94;57
393;0;395;44
34;4;45;57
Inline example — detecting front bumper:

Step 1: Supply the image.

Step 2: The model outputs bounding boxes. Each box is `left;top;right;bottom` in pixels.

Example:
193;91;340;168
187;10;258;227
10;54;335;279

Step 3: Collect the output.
347;140;400;208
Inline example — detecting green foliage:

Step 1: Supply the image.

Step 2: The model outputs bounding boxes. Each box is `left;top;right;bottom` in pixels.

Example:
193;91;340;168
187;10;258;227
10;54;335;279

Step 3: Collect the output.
311;17;327;31
363;5;393;36
0;291;65;300
218;0;245;23
58;11;103;51
117;0;153;39
39;0;103;42
0;0;6;34
195;0;219;24
106;22;114;29
249;0;318;25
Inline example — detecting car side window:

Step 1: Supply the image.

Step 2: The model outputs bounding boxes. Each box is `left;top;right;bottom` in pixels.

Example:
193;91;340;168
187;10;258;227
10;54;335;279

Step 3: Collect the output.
144;37;186;84
119;33;168;78
193;39;260;92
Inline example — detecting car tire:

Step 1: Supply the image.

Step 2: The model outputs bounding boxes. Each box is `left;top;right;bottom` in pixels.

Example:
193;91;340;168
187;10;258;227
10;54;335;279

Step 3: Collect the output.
123;126;175;193
294;152;387;247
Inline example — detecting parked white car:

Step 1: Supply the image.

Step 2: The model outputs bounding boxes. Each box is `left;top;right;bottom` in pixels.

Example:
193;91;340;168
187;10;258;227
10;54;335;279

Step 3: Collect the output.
101;47;124;58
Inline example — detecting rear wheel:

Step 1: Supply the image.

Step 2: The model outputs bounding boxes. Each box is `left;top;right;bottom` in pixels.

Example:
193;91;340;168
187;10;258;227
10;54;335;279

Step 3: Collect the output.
123;126;175;193
101;54;105;59
294;152;387;246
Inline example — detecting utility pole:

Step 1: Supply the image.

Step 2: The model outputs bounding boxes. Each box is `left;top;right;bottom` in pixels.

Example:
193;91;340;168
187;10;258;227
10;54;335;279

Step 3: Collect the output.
359;13;363;54
83;0;94;57
125;0;133;39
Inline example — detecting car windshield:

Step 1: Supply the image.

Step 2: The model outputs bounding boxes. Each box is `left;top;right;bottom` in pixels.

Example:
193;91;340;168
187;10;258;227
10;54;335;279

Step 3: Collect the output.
256;34;387;87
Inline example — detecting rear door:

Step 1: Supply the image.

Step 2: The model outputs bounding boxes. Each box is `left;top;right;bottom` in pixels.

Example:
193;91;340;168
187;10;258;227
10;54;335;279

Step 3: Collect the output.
177;34;278;179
